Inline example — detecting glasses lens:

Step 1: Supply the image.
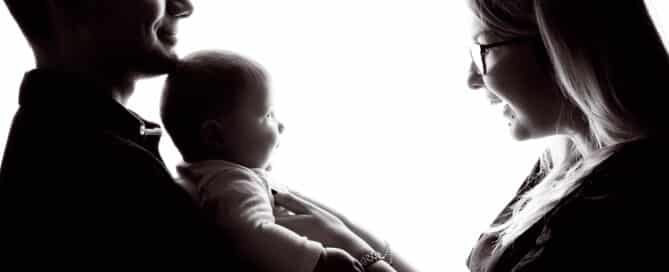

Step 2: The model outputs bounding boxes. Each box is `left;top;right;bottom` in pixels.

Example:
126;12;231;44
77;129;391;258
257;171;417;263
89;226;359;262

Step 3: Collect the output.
470;44;484;74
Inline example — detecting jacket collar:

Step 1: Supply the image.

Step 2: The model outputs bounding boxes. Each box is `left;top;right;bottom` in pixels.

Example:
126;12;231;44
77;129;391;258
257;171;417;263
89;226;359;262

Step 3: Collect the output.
18;68;163;153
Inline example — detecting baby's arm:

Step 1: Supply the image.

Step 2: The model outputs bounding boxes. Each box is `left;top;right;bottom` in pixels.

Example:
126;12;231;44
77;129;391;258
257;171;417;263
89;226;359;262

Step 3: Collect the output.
199;170;361;272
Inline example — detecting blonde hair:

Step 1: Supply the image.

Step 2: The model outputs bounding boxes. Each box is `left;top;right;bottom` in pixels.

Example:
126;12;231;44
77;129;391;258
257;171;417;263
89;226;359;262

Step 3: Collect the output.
472;0;669;250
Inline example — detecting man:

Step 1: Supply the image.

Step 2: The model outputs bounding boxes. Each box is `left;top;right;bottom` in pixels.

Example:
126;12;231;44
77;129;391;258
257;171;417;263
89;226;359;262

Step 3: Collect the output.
0;0;244;268
0;1;372;270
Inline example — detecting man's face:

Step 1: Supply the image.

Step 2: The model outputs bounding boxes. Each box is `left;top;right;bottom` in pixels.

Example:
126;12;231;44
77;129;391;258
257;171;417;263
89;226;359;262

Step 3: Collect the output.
76;0;193;77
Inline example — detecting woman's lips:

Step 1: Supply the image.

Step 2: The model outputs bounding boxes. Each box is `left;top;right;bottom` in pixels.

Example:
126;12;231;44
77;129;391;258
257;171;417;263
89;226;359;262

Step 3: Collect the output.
486;92;503;105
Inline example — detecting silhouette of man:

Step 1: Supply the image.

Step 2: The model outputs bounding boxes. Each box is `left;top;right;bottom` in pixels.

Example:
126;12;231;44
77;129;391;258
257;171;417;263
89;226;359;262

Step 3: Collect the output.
0;1;244;269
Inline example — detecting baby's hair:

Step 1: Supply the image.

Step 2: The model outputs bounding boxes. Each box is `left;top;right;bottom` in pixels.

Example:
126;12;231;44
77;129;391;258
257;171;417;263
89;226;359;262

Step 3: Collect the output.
161;50;268;162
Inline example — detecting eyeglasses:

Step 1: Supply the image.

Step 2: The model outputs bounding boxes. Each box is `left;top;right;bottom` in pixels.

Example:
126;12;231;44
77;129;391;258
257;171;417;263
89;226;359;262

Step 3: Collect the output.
470;36;536;75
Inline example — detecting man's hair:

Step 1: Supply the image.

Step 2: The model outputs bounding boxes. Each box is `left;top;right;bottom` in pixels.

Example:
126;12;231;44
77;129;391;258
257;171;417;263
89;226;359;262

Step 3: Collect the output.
4;0;93;49
4;0;53;46
161;50;268;162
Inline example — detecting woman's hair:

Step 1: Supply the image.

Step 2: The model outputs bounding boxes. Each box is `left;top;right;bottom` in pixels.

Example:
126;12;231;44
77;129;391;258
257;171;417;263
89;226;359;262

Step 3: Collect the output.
471;0;669;249
161;50;268;162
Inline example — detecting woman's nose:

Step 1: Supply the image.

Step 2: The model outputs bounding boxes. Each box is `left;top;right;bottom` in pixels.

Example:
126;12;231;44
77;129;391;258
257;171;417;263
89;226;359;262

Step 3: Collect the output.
167;0;194;18
467;62;484;90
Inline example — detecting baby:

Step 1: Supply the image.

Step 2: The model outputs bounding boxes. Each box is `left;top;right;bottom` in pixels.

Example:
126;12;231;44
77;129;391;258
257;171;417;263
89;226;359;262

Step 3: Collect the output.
160;50;363;272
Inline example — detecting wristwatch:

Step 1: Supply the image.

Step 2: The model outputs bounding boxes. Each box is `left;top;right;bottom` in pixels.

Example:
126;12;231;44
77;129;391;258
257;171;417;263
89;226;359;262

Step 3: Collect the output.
358;242;393;268
358;251;384;268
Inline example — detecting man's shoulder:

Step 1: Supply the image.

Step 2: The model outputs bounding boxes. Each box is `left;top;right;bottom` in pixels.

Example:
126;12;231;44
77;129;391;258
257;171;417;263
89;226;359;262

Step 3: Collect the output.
43;129;169;179
90;130;163;164
1;117;170;186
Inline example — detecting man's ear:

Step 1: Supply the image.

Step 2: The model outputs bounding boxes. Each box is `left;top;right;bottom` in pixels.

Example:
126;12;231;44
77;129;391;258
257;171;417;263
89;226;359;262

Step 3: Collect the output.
199;119;227;150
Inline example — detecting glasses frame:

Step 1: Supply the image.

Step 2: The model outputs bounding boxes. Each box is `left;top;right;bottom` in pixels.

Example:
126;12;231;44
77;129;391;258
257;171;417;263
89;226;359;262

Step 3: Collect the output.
471;35;537;75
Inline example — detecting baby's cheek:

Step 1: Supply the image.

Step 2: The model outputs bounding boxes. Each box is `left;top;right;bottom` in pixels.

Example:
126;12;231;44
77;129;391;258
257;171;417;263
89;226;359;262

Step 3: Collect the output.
270;128;281;145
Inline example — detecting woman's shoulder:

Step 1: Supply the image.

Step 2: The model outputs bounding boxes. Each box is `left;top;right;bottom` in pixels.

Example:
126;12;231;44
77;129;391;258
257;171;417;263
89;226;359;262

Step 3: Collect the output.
604;136;667;166
551;136;667;224
508;137;668;271
581;136;668;196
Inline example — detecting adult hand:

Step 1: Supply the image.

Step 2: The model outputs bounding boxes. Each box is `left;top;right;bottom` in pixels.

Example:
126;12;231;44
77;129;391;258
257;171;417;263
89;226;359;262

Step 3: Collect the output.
278;191;418;272
274;192;373;258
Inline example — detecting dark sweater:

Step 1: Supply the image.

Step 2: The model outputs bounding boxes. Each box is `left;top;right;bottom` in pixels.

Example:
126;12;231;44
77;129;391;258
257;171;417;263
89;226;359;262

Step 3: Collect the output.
468;137;668;271
0;69;245;269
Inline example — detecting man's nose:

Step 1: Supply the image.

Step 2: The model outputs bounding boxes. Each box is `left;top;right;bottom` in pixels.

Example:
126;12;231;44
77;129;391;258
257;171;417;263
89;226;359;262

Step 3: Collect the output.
167;0;194;18
467;62;484;90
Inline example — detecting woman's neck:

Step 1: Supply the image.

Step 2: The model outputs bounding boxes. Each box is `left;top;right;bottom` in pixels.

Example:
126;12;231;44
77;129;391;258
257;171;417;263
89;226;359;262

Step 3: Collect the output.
547;133;593;169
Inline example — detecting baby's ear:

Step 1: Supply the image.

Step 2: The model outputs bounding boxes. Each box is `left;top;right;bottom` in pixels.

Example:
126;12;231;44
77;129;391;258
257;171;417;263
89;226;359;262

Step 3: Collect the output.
199;119;226;149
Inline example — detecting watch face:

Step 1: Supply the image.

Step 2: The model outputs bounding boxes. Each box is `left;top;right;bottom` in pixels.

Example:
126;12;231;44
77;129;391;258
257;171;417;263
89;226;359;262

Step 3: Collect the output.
359;251;384;267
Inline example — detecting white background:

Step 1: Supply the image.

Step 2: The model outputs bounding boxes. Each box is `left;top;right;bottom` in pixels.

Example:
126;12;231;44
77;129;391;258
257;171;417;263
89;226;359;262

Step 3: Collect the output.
2;1;668;271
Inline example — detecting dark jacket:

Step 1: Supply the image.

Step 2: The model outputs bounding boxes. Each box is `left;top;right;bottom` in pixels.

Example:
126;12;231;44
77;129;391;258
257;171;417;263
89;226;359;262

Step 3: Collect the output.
467;137;668;271
0;69;244;268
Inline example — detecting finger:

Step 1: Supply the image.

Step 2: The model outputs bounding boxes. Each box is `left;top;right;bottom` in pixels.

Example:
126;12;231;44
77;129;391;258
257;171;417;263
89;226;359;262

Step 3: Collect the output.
289;190;323;208
275;216;333;247
275;215;316;235
289;190;340;218
274;192;318;215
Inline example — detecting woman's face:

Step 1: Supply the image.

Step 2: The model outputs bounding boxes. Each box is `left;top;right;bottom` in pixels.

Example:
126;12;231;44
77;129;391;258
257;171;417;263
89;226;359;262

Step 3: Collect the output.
467;18;572;141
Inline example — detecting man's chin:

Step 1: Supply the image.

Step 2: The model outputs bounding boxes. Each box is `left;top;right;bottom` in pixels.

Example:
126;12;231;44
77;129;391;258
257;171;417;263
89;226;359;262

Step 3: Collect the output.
133;51;179;78
134;68;171;79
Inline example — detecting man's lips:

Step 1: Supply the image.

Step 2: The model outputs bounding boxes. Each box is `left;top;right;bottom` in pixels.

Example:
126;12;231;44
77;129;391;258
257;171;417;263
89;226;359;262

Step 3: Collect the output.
158;30;177;46
157;24;178;46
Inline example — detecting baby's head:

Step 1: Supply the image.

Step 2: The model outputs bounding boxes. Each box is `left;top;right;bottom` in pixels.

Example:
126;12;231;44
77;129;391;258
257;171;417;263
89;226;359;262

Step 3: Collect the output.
161;50;284;169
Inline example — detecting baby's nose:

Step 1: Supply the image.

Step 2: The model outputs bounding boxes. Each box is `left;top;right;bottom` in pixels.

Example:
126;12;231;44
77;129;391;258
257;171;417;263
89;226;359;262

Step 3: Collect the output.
278;122;285;133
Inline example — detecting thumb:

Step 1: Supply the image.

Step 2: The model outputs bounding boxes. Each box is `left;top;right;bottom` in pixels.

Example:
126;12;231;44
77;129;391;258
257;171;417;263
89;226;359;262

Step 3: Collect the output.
274;192;316;215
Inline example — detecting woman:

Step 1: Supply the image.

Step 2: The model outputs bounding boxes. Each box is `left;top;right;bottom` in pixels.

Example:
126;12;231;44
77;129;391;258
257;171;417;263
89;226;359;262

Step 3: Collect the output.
275;0;669;271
